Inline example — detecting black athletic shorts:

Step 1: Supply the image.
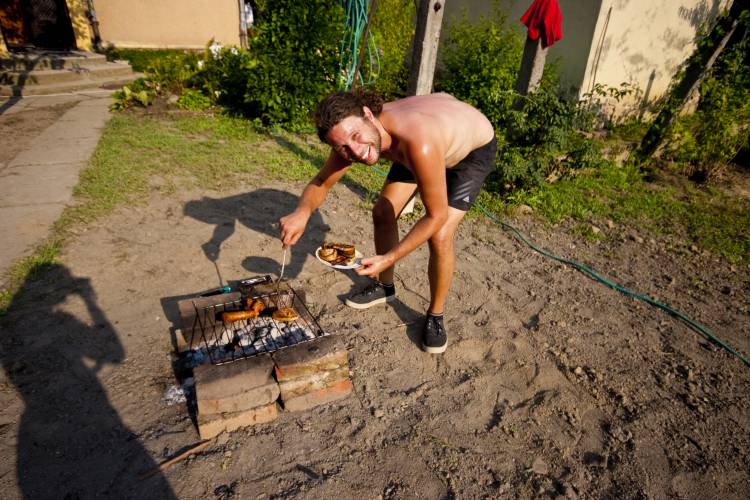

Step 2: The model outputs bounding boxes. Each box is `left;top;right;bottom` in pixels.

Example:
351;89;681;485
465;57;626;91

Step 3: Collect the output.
385;134;497;211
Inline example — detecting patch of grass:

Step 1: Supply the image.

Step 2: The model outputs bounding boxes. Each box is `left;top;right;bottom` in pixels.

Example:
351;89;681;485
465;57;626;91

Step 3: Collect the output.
571;223;606;242
1;111;389;312
1;239;62;314
4;111;747;313
105;48;196;72
484;161;750;263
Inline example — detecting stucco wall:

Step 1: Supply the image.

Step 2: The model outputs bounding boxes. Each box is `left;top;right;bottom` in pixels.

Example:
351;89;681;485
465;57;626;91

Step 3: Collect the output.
441;0;731;115
95;0;240;48
582;0;731;115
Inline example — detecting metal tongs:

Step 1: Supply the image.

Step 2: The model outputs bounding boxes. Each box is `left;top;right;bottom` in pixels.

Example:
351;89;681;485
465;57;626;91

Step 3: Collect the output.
276;246;288;296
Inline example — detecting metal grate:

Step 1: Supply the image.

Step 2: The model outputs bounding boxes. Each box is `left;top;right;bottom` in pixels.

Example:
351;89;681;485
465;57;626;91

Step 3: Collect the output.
190;286;327;365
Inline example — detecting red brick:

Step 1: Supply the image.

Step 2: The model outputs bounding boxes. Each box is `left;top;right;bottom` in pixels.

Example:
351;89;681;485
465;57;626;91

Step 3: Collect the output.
278;366;349;400
194;354;275;402
198;402;278;439
197;381;279;415
272;335;348;381
281;378;353;413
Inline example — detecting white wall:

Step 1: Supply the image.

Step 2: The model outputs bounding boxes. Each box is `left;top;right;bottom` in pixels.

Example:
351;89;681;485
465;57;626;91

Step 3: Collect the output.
582;0;731;115
441;0;602;94
95;0;241;48
441;0;732;116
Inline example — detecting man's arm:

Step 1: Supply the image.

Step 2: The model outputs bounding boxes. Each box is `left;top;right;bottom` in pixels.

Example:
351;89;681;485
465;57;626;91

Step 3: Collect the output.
356;137;448;275
279;151;351;246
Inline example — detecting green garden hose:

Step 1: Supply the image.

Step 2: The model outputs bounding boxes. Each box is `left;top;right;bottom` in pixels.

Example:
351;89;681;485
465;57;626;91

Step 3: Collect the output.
338;0;381;90
364;164;750;367
334;0;748;368
475;203;750;368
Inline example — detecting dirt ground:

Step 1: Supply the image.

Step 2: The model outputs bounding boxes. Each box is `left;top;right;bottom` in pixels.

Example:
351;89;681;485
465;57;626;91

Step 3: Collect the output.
1;163;749;498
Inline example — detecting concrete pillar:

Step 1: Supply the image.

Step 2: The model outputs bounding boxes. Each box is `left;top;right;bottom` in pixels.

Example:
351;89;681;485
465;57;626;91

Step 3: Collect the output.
407;0;446;96
516;36;548;95
66;0;93;51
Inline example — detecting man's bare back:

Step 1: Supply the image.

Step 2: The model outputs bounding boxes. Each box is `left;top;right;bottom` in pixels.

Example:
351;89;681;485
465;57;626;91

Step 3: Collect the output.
378;93;494;169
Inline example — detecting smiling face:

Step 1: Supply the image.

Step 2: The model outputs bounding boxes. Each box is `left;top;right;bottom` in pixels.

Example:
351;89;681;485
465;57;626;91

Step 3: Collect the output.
326;113;382;165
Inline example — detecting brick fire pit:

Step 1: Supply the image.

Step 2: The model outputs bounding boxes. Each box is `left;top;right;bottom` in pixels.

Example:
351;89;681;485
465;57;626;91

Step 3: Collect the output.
175;278;352;439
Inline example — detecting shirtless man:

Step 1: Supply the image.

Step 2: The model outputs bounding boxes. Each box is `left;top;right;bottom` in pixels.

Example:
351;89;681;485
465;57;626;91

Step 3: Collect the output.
279;90;496;354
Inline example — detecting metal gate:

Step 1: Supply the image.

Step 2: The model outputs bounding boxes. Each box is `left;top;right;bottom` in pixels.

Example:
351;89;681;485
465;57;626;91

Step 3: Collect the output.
0;0;76;50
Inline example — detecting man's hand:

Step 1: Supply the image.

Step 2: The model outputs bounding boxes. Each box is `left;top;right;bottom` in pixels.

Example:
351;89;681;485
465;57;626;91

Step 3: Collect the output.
354;254;394;278
279;208;310;247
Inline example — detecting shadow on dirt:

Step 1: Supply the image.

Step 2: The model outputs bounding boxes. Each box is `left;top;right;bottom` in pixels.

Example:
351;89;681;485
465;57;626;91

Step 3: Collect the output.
184;188;329;282
0;263;176;498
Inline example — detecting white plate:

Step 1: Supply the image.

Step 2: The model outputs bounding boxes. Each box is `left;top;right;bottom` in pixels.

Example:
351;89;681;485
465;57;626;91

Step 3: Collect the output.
315;247;363;269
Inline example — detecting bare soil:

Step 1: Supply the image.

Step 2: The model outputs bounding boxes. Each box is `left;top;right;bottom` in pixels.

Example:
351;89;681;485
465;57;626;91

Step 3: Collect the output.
1;176;749;498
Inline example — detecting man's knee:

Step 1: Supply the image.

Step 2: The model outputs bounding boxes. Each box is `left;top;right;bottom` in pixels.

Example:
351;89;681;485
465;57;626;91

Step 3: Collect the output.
372;199;398;227
429;227;455;254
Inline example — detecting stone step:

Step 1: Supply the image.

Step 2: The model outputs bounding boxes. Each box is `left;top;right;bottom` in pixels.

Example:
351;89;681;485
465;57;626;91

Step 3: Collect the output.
0;51;109;71
1;61;134;86
0;72;143;97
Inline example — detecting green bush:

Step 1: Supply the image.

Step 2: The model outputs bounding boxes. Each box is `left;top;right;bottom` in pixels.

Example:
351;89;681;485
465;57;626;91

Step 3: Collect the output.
434;9;608;192
242;0;343;128
436;10;525;127
145;52;201;94
104;48;194;72
192;42;257;109
663;13;750;179
111;78;155;110
176;89;212;110
369;0;415;99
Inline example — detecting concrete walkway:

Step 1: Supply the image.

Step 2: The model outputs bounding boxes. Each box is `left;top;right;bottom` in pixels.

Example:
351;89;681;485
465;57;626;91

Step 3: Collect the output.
0;92;113;282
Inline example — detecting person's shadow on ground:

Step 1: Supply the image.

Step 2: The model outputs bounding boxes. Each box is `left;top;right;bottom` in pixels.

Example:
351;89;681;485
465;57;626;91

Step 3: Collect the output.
0;264;175;499
183;187;424;348
183;188;330;282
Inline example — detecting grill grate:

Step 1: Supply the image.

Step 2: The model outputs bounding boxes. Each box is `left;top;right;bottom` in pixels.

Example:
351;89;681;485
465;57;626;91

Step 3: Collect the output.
190;287;327;365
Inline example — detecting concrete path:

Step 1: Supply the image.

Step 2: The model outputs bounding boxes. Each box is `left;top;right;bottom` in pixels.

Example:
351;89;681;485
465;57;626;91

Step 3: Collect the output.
0;92;113;282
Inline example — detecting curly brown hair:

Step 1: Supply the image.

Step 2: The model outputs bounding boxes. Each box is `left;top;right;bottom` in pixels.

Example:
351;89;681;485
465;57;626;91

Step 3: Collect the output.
314;90;384;143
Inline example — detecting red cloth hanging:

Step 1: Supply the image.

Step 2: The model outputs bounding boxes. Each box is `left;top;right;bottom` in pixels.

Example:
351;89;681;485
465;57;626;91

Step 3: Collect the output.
521;0;563;48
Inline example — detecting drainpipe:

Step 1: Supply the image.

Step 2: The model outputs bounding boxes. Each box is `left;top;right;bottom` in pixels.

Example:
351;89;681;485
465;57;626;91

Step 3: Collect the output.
238;0;248;49
86;0;102;51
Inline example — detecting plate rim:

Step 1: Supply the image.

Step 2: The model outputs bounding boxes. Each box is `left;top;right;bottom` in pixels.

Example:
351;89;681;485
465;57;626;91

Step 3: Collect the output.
315;246;363;269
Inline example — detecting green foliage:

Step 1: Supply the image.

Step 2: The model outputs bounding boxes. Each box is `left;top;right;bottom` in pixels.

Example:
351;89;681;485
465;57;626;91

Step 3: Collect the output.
497;160;750;263
145;51;202;94
578;82;642;130
436;9;525;126
663;14;750;179
369;0;415;99
192;43;258;108
111;78;154;110
104;47;193;72
176;89;212;110
242;0;343;128
111;51;200;110
434;7;608;192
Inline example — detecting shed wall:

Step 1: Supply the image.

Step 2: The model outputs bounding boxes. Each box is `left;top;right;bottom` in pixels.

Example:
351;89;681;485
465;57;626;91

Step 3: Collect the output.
95;0;240;48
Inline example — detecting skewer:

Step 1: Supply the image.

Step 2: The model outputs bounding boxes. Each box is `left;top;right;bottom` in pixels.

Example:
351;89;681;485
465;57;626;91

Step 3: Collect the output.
276;246;287;296
138;440;212;479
